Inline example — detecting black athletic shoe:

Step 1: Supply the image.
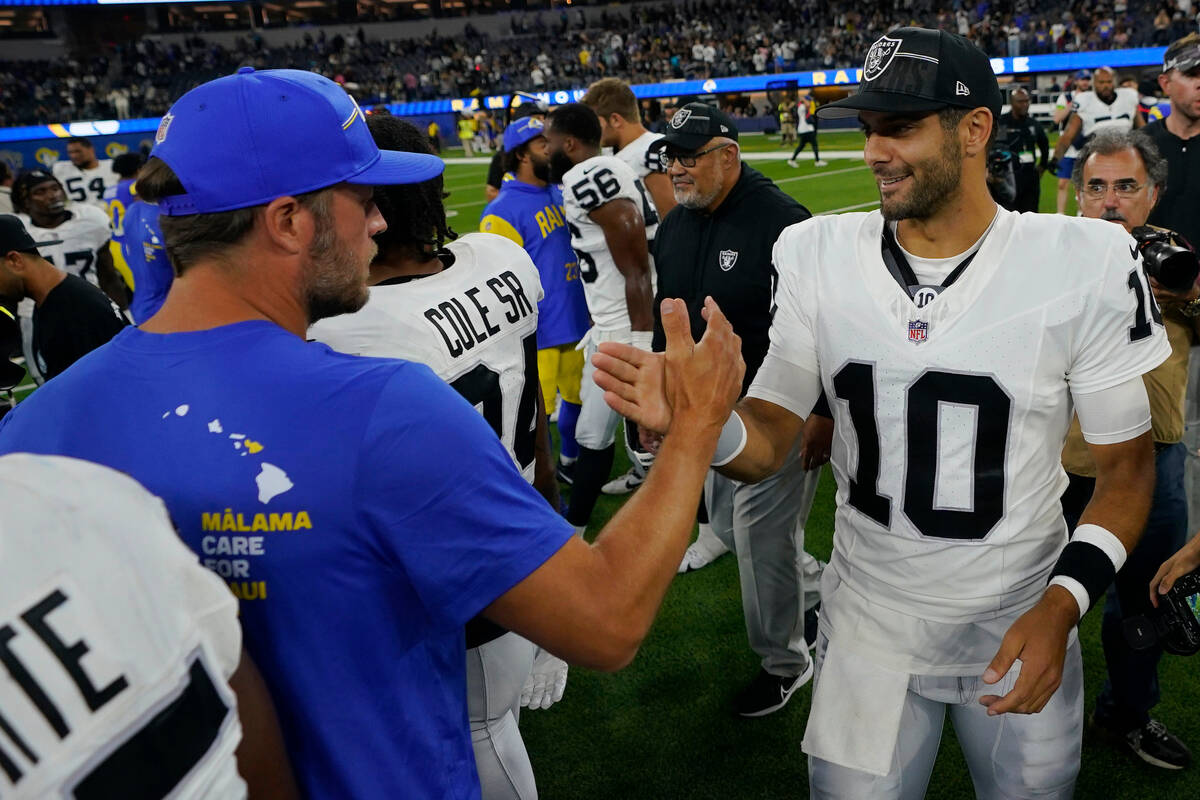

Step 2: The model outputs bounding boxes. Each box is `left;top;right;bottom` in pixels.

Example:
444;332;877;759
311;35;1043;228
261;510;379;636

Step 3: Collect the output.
555;459;575;485
804;603;821;652
1125;720;1191;770
733;662;813;718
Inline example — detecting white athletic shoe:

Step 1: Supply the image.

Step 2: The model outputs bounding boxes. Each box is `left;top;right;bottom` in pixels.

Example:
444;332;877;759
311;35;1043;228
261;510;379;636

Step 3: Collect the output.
814;160;828;166
677;524;730;573
601;468;644;495
786;159;799;168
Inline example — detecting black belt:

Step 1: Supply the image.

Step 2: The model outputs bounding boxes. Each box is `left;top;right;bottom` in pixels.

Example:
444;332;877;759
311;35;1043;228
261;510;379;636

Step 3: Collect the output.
1155;441;1177;453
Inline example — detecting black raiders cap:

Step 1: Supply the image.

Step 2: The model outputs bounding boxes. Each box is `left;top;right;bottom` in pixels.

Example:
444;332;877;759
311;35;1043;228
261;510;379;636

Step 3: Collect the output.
817;28;1002;120
0;214;61;256
649;102;739;153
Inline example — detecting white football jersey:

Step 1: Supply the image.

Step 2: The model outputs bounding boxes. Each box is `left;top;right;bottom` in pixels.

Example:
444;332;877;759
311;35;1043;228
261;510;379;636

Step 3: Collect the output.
309;233;544;482
52;160;119;212
0;454;245;799
752;209;1170;670
561;155;657;331
613;132;664;245
1071;87;1140;138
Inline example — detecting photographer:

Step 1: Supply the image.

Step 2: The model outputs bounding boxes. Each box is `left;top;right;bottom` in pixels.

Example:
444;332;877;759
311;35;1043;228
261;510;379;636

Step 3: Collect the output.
1061;127;1198;770
995;88;1049;211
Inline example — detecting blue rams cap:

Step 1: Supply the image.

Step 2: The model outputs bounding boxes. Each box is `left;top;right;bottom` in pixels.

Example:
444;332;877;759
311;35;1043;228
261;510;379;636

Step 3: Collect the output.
504;117;546;153
1074;69;1092;79
151;67;445;217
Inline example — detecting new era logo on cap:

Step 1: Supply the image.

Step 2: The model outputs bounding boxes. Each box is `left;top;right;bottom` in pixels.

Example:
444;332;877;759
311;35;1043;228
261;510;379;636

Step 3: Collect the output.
956;81;970;96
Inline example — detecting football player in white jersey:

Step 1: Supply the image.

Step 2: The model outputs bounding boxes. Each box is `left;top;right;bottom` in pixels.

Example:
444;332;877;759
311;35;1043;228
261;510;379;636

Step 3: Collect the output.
594;28;1169;799
544;103;656;535
582;77;675;219
309;116;562;800
0;453;298;799
12;168;125;382
581;78;671;495
1052;66;1144;176
1052;71;1091;214
52;137;120;212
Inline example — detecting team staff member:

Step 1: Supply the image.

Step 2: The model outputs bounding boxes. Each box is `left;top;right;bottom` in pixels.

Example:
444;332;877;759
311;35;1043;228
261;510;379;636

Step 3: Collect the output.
996;88;1049;211
0;67;746;800
598;29;1168;797
1147;34;1200;253
1146;35;1200;523
787;92;827;167
481;117;591;481
0;215;126;380
1061;128;1194;771
0;454;298;799
648;103;823;716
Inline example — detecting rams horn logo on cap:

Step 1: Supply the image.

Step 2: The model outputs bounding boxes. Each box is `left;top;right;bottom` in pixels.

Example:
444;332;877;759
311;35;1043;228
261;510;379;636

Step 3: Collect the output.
342;96;367;130
863;36;902;82
155;112;175;145
669;109;693;129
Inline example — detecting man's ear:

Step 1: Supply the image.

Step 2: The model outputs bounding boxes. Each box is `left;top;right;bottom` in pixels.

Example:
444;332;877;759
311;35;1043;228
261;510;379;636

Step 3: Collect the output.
260;196;311;257
963;108;994;157
2;250;27;276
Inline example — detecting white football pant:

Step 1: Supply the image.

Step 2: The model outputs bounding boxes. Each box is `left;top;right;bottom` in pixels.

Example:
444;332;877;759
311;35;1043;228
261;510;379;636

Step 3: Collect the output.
575;331;624;450
466;632;539;800
809;633;1083;799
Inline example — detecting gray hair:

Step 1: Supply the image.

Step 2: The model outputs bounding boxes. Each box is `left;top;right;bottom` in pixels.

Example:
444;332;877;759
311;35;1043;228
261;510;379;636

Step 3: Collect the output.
1072;128;1169;192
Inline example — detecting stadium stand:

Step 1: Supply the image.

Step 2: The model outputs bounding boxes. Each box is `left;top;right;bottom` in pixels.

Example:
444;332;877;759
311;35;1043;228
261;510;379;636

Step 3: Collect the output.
1;0;1197;127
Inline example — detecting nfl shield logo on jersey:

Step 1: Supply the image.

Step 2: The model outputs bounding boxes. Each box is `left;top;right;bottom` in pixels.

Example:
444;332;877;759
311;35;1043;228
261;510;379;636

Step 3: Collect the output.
718;250;738;271
908;319;929;344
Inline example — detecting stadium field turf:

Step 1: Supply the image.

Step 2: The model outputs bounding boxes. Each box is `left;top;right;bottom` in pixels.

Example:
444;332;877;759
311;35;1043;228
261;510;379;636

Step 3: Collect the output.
441;131;1196;799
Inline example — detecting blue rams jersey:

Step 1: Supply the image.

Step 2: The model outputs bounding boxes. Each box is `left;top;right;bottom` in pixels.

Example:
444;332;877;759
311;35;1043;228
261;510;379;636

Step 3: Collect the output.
121;199;173;324
480;179;590;348
0;321;574;800
103;178;138;290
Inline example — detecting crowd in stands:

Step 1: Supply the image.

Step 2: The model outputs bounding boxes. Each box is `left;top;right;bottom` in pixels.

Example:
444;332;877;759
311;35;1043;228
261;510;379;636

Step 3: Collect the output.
2;0;1198;127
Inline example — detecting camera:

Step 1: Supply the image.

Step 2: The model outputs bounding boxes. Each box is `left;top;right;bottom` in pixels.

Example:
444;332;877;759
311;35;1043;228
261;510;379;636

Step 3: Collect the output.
1131;226;1200;293
1124;567;1200;656
986;147;1017;209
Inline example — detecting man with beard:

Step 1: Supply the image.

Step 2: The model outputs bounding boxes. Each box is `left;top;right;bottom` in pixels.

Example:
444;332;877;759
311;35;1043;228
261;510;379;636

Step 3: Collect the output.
1051;66;1144;184
481;117;591;485
643;101;827;717
52;137;119;211
310;115;563;800
0;67;747;800
594;29;1168;796
543;103;655;536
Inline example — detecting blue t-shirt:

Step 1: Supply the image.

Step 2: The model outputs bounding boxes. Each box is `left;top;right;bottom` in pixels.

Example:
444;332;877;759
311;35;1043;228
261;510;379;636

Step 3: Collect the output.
120;199;173;323
0;321;573;799
480;179;591;348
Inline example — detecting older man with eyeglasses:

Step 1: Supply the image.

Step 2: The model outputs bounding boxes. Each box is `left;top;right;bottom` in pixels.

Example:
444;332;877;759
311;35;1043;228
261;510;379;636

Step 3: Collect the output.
646;102;830;717
1060;126;1199;771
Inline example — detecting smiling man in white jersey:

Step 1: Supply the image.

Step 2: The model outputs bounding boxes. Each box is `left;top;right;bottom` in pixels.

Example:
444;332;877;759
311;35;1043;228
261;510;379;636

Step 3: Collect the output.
545;103;656;535
309;116;563;800
592;28;1169;798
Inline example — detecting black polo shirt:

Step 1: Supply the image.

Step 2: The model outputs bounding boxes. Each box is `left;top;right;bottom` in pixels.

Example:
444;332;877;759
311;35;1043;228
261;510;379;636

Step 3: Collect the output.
651;164;811;394
1145;119;1200;248
32;274;128;380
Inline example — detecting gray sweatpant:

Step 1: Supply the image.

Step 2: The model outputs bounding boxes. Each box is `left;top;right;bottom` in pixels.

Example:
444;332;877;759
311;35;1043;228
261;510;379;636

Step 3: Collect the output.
467;632;538;800
706;442;824;677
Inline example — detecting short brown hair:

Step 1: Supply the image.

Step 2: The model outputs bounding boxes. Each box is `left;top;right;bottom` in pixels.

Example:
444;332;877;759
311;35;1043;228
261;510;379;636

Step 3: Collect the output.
582;78;640;122
136;157;329;276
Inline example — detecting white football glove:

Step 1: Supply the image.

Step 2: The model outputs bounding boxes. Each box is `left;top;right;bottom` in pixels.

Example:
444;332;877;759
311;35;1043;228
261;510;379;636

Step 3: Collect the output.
521;649;568;710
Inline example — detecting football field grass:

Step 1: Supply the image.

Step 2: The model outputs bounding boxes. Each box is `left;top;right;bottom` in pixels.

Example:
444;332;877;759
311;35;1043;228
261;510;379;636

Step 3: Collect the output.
440;131;1200;799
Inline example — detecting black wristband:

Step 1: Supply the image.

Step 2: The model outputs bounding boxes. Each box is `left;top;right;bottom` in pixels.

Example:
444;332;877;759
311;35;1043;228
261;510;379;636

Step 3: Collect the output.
1049;540;1117;613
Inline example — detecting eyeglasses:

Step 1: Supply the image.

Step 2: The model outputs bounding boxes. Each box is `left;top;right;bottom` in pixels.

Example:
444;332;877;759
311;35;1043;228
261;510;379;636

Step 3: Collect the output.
658;142;733;168
1081;179;1147;199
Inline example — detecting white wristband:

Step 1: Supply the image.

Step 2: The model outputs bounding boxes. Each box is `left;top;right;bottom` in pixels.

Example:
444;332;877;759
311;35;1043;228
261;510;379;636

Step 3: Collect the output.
711;411;747;467
1048;576;1092;617
631;331;653;350
1072;523;1128;572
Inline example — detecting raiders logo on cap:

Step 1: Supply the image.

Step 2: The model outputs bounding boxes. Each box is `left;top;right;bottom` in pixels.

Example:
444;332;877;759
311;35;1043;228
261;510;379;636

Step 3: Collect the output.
864;36;902;82
670;109;693;129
